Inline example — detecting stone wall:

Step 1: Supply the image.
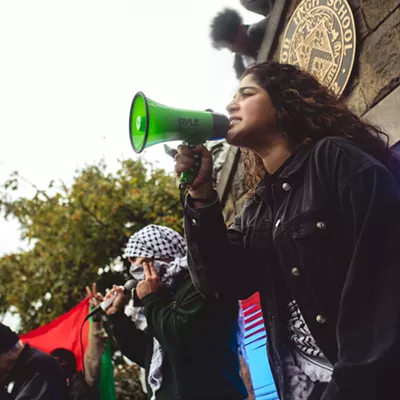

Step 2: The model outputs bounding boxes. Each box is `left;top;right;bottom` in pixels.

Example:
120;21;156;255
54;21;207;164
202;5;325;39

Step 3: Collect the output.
217;0;400;225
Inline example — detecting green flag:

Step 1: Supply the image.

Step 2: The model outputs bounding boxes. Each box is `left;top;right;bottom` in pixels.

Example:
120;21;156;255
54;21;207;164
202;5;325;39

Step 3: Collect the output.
99;340;117;400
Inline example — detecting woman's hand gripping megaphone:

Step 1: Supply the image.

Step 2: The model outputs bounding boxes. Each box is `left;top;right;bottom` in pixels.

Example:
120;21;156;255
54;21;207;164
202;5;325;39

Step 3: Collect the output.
174;144;214;200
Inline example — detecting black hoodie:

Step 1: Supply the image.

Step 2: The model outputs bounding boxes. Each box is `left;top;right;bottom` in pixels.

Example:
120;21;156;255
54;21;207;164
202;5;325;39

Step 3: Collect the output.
1;345;68;400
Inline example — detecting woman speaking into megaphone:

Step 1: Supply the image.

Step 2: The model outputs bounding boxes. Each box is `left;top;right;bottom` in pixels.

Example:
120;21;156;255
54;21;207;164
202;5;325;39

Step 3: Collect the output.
173;61;400;400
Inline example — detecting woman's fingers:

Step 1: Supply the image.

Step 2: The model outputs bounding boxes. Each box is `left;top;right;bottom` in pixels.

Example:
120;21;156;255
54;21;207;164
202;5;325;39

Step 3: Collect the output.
143;262;152;279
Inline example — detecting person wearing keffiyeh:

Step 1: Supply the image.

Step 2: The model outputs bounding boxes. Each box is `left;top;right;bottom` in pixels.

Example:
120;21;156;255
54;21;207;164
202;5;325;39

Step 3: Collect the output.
102;225;248;400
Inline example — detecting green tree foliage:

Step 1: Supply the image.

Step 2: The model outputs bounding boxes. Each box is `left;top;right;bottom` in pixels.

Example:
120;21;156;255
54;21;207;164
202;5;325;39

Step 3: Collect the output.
0;159;182;332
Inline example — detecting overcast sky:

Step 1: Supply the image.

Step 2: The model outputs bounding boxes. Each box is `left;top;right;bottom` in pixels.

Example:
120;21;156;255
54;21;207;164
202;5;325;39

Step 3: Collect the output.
0;0;261;256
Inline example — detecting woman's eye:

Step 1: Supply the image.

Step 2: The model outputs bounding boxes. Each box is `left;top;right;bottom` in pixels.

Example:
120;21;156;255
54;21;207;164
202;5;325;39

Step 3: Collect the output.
242;92;252;98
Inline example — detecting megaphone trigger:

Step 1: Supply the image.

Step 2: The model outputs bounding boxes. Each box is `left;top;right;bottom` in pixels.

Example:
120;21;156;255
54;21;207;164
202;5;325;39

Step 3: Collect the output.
164;144;178;159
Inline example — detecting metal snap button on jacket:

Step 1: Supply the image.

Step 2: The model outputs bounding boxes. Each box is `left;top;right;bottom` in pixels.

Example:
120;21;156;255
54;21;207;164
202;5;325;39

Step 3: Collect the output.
291;267;300;277
282;182;291;191
316;221;326;229
316;314;326;324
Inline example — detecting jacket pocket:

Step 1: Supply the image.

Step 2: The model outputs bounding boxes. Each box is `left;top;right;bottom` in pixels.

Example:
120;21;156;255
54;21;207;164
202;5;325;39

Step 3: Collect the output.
292;218;329;239
290;213;333;270
287;211;345;313
243;218;271;250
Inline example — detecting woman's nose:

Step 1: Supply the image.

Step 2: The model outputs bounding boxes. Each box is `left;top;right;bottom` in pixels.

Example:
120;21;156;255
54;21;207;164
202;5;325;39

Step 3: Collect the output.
226;99;239;115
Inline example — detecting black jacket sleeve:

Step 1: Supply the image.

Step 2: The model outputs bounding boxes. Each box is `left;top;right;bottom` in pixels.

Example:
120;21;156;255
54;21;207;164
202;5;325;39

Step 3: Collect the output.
184;194;259;300
141;276;234;355
322;164;400;400
108;311;146;367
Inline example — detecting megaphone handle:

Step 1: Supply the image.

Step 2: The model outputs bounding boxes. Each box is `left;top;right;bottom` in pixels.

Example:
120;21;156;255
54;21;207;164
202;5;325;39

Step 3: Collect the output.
179;142;201;185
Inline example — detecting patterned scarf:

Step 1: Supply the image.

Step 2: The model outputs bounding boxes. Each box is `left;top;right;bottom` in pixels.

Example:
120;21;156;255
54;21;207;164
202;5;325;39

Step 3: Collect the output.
124;225;187;400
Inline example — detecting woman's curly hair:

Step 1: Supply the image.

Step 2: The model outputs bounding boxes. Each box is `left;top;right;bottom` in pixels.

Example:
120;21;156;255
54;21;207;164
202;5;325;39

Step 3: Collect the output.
241;61;390;194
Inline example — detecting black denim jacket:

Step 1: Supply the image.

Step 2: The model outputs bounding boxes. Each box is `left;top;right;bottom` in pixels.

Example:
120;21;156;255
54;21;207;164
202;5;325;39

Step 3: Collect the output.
184;137;400;400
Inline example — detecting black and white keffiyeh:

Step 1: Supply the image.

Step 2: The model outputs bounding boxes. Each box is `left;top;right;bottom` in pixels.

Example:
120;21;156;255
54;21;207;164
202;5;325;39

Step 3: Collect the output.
287;300;333;399
124;224;186;261
124;225;188;400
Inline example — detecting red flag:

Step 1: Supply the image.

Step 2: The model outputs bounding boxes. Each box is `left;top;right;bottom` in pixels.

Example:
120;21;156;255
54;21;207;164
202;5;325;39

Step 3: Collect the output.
20;297;90;371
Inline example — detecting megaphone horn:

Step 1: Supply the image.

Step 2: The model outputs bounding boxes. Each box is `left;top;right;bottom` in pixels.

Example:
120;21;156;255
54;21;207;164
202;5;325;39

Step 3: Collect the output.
129;92;229;185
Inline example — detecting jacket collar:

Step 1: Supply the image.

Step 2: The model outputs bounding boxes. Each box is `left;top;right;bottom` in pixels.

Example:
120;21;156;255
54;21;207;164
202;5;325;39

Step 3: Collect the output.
254;142;314;196
279;143;314;179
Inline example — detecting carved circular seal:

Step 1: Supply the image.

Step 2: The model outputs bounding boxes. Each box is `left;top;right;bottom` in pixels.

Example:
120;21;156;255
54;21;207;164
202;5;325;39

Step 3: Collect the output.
279;0;356;96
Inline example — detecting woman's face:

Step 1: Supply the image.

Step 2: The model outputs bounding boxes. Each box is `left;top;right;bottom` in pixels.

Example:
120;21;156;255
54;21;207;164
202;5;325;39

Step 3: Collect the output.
226;74;278;150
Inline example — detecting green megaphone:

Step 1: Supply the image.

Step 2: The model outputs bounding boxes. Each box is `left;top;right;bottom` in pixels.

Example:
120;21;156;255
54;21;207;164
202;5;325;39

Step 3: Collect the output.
129;92;229;185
